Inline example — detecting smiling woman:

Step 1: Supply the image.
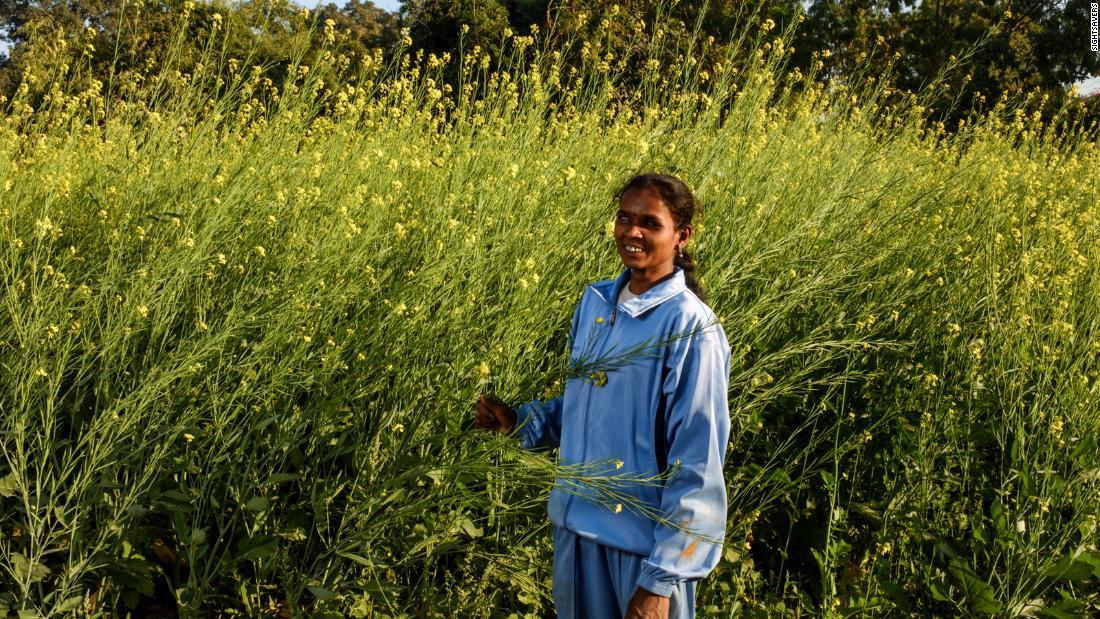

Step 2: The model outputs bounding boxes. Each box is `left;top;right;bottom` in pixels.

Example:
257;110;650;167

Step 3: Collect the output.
614;173;705;302
475;172;730;619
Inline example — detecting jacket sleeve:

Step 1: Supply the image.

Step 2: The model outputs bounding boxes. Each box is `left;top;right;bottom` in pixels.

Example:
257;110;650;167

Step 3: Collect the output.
512;295;583;450
636;317;731;596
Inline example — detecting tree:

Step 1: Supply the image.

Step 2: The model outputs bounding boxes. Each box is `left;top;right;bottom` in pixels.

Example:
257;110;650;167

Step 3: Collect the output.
800;0;1100;127
0;0;403;110
401;0;511;57
313;0;399;63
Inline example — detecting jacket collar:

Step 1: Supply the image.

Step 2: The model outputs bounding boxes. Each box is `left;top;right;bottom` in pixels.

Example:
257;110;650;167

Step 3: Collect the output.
591;267;687;318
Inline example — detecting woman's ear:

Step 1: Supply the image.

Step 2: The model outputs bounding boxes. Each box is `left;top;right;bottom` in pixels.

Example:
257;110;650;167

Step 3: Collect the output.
678;225;692;247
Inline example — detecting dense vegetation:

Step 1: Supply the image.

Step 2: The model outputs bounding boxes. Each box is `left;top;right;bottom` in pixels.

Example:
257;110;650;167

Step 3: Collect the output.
1;2;1098;617
3;0;1099;130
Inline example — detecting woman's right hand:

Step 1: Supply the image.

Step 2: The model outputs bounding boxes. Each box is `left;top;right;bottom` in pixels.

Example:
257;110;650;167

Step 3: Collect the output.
474;393;517;435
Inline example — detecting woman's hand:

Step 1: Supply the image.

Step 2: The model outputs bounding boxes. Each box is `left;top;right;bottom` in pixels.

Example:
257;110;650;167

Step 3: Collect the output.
625;587;669;619
474;393;517;435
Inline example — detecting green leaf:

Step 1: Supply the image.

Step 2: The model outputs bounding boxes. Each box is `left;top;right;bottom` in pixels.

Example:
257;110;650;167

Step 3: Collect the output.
1039;595;1087;619
1041;555;1096;583
105;557;154;597
1083;551;1100;578
125;504;148;518
810;547;830;578
253;416;279;432
12;552;51;584
336;551;378;568
948;558;1001;615
236;535;278;562
57;595;84;612
245;496;270;512
307;586;337;601
458;517;483;538
927;580;951;603
0;473;20;497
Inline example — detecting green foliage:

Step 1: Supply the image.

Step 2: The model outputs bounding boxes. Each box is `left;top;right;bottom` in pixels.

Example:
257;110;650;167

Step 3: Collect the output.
0;2;1099;617
799;0;1100;130
0;0;397;106
403;0;511;56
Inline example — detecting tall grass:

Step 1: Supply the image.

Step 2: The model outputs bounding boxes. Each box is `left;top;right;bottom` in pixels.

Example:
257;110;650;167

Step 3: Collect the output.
1;3;1097;617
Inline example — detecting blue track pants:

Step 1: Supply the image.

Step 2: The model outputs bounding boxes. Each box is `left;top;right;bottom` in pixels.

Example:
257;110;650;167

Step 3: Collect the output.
552;525;696;619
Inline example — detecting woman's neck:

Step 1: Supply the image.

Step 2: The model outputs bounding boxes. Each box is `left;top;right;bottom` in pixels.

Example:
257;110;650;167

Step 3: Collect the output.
627;265;676;295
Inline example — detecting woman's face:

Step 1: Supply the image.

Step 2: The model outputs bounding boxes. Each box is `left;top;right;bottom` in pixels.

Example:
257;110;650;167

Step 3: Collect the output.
614;187;690;275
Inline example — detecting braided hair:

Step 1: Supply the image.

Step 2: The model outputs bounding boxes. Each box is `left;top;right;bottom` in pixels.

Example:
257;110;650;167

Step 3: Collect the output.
614;172;706;302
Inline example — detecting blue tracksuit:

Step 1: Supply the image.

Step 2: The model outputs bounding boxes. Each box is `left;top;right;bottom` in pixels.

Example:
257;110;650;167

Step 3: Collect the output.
513;266;731;617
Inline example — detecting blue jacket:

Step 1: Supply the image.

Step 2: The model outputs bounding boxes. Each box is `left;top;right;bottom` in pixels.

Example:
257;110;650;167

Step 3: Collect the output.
514;266;731;597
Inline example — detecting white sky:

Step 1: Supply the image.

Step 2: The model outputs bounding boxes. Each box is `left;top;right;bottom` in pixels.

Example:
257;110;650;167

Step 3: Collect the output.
1077;76;1100;96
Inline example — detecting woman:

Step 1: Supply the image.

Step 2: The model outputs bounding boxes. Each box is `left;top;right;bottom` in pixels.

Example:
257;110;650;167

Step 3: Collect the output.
475;172;731;619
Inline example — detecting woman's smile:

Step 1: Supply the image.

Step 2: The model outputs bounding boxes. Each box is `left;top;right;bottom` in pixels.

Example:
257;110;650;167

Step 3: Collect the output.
614;187;690;288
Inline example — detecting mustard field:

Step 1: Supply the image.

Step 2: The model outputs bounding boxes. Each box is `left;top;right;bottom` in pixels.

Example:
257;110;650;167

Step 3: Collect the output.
1;8;1098;617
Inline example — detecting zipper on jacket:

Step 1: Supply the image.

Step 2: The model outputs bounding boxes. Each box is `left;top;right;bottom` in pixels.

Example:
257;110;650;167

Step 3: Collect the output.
564;301;618;530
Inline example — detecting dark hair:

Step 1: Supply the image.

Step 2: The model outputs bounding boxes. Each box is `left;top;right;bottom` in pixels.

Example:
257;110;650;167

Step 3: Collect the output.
615;172;706;302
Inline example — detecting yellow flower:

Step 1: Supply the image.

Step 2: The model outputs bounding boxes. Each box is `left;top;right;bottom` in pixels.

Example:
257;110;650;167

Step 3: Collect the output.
613;459;624;469
477;362;491;378
394;423;405;433
254;245;266;257
613;503;622;514
35;368;48;377
595;316;604;324
183;433;195;442
1050;416;1064;435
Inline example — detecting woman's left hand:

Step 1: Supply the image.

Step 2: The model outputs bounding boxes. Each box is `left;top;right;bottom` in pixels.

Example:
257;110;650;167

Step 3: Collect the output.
625;587;669;619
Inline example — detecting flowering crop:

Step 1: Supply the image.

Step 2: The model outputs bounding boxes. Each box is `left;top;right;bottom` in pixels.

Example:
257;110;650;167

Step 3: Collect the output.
0;3;1097;617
